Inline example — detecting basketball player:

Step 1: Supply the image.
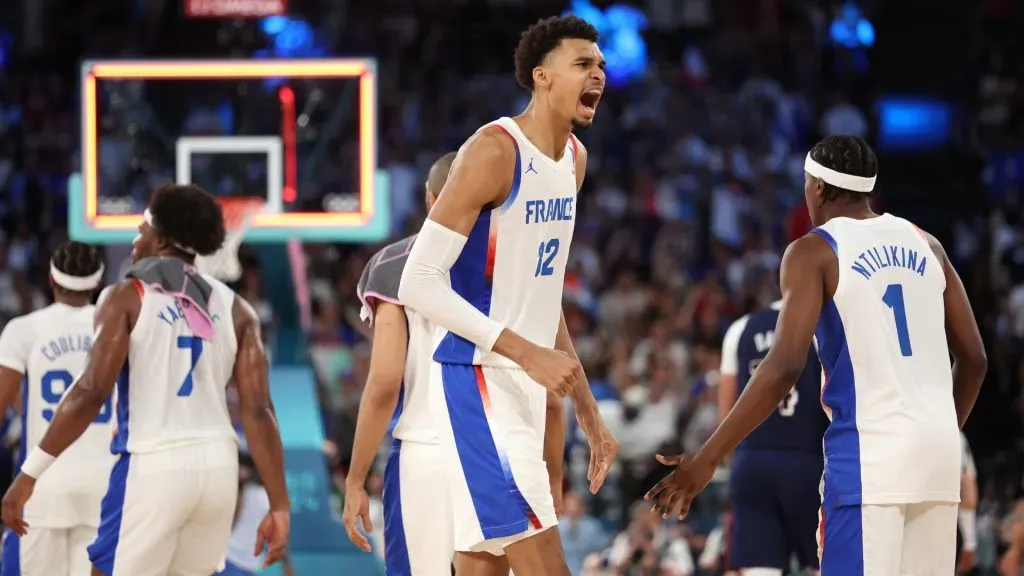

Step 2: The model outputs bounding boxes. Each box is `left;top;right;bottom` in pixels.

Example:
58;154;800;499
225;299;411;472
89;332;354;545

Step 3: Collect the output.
397;15;617;576
647;135;988;574
719;298;828;576
957;432;978;574
1;183;291;576
0;241;114;576
342;152;464;574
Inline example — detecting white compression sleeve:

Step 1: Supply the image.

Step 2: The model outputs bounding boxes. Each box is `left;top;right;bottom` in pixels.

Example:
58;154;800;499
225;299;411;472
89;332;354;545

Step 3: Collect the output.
398;219;506;353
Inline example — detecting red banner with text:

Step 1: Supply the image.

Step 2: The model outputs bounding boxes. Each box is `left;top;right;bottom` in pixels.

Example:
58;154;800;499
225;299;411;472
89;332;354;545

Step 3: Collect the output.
184;0;286;18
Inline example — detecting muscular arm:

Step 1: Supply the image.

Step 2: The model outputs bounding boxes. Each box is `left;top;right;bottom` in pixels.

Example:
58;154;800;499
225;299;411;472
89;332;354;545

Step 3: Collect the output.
556;312;598;433
543;391;565;495
0;369;21;419
233;296;290;512
397;129;535;365
346;302;407;488
36;282;136;460
698;236;829;464
924;233;987;428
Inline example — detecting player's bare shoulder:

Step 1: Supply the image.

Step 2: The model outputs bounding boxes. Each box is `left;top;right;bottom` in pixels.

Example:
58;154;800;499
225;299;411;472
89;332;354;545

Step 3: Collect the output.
96;279;143;326
570;133;588;191
441;126;518;207
231;294;262;341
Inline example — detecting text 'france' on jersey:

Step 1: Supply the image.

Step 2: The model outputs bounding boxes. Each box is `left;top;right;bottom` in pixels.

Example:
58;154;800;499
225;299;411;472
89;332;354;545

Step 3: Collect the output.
812;214;960;506
433;117;579;367
110;275;240;455
0;303;116;527
730;302;828;454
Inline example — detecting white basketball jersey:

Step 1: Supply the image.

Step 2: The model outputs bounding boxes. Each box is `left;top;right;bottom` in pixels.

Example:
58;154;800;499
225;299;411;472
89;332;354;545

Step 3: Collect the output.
111;275;239;454
390;308;438;443
0;303;116;528
813;214;960;506
433;117;579;367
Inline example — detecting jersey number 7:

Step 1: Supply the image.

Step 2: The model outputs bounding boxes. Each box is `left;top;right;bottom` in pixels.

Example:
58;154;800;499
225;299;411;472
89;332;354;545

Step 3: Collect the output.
41;370;112;424
176;336;204;397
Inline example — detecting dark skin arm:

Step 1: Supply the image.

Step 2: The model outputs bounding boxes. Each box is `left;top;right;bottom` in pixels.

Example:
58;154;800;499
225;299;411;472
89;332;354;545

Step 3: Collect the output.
543;390;565;513
233;295;289;511
0;368;22;427
922;232;987;427
646;234;832;519
343;301;407;551
233;295;291;566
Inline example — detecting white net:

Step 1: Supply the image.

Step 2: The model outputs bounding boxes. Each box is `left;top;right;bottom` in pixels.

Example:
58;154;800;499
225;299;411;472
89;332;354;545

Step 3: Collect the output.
194;199;263;282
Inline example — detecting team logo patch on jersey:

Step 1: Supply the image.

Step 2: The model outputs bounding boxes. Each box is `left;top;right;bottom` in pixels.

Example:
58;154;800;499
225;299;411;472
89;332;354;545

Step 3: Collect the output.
525;157;538;175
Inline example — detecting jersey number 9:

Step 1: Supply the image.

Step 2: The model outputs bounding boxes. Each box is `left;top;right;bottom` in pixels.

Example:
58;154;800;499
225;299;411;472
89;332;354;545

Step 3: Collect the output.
41;370;112;424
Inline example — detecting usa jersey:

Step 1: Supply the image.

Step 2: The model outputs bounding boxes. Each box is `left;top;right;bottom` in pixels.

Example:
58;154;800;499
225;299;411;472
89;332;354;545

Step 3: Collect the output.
812;214;959;506
721;301;827;454
433;117;579;367
111;275;239;454
357;236;438;444
0;303;116;528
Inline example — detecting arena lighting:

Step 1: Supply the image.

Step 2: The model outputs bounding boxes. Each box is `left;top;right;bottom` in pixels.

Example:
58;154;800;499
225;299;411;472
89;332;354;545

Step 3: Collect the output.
80;59;377;229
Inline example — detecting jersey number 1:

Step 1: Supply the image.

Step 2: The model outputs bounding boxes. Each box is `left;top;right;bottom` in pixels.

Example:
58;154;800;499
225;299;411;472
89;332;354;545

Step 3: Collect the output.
176;336;204;397
882;283;913;357
535;239;560;277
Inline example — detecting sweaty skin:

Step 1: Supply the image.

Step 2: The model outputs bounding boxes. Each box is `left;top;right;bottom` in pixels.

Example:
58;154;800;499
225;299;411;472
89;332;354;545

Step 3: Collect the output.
646;225;986;520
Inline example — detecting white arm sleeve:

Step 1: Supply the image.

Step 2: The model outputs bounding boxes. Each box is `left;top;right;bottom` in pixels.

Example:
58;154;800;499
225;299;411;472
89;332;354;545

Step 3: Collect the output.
0;317;32;373
398;219;505;352
719;315;749;377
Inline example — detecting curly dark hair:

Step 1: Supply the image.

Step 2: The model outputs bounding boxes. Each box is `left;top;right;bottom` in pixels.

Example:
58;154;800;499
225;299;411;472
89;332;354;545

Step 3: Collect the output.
808;135;879;205
514;15;600;90
148;183;226;257
51;241;104;289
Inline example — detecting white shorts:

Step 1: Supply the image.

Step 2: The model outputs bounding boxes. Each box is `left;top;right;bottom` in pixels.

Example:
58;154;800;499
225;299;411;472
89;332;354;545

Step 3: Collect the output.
1;525;96;576
382;439;454;574
430;363;557;554
818;501;957;575
87;442;239;576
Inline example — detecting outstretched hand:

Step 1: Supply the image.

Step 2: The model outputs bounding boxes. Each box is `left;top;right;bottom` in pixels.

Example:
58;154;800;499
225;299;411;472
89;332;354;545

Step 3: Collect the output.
644;453;716;520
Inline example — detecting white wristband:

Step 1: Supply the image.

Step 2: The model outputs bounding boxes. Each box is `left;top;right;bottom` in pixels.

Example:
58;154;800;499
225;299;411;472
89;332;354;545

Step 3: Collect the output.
21;448;57;479
958;508;977;551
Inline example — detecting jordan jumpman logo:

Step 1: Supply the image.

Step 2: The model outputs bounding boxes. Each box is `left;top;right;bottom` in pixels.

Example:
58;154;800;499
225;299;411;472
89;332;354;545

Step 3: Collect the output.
525;158;538;175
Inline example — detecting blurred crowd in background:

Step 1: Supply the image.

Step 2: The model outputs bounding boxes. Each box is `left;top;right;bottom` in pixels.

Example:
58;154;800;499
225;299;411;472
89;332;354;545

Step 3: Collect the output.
0;0;1022;574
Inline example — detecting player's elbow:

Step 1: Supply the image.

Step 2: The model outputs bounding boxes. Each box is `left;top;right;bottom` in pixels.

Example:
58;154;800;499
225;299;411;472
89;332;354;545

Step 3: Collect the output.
397;260;433;313
363;375;402;408
764;354;806;392
961;347;988;378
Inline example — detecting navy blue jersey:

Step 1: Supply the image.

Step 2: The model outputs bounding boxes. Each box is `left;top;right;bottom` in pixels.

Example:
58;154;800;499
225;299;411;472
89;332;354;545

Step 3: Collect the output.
727;305;828;453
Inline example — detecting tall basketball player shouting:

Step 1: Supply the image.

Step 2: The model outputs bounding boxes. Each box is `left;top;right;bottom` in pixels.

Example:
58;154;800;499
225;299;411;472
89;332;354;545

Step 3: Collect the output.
398;15;618;576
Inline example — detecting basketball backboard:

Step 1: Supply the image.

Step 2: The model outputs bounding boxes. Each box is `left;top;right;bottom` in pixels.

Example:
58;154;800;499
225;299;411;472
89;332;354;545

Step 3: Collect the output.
69;58;390;243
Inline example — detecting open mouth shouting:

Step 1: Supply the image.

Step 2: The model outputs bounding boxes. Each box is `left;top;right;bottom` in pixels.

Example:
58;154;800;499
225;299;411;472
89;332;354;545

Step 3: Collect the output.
578;87;603;117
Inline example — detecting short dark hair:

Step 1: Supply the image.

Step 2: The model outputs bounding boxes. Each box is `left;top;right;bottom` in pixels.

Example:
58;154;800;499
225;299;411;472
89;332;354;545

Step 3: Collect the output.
148;183;226;257
514;15;600;90
808;135;879;204
52;241;103;288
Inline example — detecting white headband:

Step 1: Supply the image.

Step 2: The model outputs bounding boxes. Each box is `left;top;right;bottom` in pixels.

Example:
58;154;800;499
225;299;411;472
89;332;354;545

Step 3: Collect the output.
144;208;197;255
50;261;105;291
804;153;877;193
